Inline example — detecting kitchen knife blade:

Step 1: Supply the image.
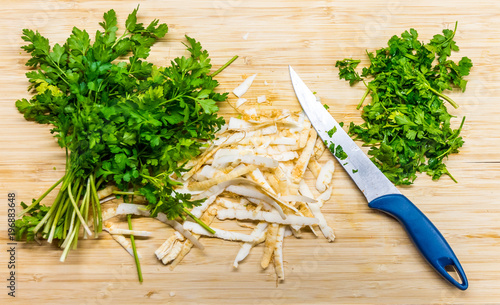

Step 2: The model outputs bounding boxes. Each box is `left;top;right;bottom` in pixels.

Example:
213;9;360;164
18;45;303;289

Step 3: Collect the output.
289;66;468;290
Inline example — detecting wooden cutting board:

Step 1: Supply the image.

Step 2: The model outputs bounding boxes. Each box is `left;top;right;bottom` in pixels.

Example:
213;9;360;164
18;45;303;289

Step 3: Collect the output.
1;0;500;304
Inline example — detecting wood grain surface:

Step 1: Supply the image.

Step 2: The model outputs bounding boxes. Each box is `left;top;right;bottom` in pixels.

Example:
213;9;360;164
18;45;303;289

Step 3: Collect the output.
1;0;500;304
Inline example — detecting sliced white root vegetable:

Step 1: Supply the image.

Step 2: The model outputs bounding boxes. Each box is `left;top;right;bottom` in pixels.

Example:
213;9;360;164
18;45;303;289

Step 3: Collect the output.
233;222;269;268
236;98;248;108
107;233;141;258
269;151;298;162
257;95;267;103
115;203;204;249
274;225;286;280
246;197;273;211
238;135;297;146
317;187;333;208
97;185;118;199
291;129;317;183
217;209;318;226
155;213;205;250
307;202;335;242
188;164;257;191
228;117;253;130
103;223;152;237
284;226;293;237
197;165;222;180
280;195;317;203
233;73;257;97
99;195;117;204
225;184;286;219
212;154;278;169
316;160;335;193
155;232;185;260
101;207;118;221
162;237;184;265
190;194;221;218
183;221;258;243
298;119;311;149
182;144;224;181
261;223;279;269
248;168;275;194
298;180;314;198
313;137;326;160
307;158;322;178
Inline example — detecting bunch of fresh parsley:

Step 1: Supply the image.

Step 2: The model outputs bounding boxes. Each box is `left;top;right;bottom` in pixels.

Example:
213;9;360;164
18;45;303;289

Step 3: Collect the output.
15;8;233;262
335;22;472;185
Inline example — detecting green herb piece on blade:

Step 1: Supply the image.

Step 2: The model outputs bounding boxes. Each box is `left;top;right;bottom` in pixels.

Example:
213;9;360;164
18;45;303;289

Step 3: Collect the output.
335;22;471;185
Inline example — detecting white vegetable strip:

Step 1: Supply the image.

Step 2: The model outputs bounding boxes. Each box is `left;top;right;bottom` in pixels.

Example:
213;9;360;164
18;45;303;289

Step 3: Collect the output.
233;73;257;97
316;160;335;193
188;164;257;191
261;223;279;269
212;154;278;169
307;158;322;178
298;180;314;198
225;184;286;219
107;233;141;258
236;98;248;108
217;209;319;226
97;185;118;199
115;203;204;249
274;225;286;280
103;223;152;237
280;195;317;203
162;239;184;265
313;137;326;160
190;194;220;218
257;95;267;103
307;202;335;242
183;221;258;243
233;222;268;268
155;232;184;260
248;168;275;194
317;187;333;208
291;129;317;184
298;119;311;149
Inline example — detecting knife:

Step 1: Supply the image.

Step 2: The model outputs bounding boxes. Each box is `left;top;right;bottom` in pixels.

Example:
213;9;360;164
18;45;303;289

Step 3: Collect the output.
289;66;468;290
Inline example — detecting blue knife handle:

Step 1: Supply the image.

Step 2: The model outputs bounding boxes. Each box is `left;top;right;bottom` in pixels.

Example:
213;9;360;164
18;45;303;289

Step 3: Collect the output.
368;194;468;290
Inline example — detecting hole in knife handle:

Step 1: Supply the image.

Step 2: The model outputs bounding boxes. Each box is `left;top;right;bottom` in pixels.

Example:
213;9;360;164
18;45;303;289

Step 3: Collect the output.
444;264;463;285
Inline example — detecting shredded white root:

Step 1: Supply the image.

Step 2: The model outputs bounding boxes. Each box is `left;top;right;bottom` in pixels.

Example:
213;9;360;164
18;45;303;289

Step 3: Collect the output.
233;222;268;268
103;99;338;282
97;185;118;199
183;221;258;243
217;209;318;226
307;202;335;242
316;160;335;193
107;233;141;258
233;73;257;97
103;222;152;237
274;225;286;280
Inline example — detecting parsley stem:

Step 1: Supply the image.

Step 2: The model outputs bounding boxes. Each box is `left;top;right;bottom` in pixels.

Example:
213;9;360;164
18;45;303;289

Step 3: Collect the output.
428;87;459;109
210;55;238;77
18;175;65;217
127;214;143;283
113;190;140;195
67;181;93;236
183;207;215;234
357;87;371;110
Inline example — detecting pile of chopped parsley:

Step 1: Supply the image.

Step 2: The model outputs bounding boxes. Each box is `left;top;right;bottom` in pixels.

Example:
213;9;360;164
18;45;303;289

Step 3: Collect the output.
335;22;472;185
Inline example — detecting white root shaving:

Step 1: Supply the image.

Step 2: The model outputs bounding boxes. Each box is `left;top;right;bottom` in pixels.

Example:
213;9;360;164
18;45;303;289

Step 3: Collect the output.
107;233;141;258
307;158;322;178
316;160;335;193
233;73;257;97
291;129;317;183
279;195;317;203
103;222;152;237
274;225;286;280
307;202;335;242
236;98;248;108
233;222;268;268
217;209;318;226
115;203;204;249
183;221;258;243
97;185;118;199
188;164;258;191
225;184;286;219
313;137;327;160
155;232;185;261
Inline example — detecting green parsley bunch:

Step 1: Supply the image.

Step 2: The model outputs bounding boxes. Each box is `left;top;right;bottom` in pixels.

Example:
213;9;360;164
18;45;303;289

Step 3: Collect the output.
15;8;231;261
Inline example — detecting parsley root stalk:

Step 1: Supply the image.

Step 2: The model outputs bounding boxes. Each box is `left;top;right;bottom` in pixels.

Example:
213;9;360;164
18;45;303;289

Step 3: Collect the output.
14;7;234;267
